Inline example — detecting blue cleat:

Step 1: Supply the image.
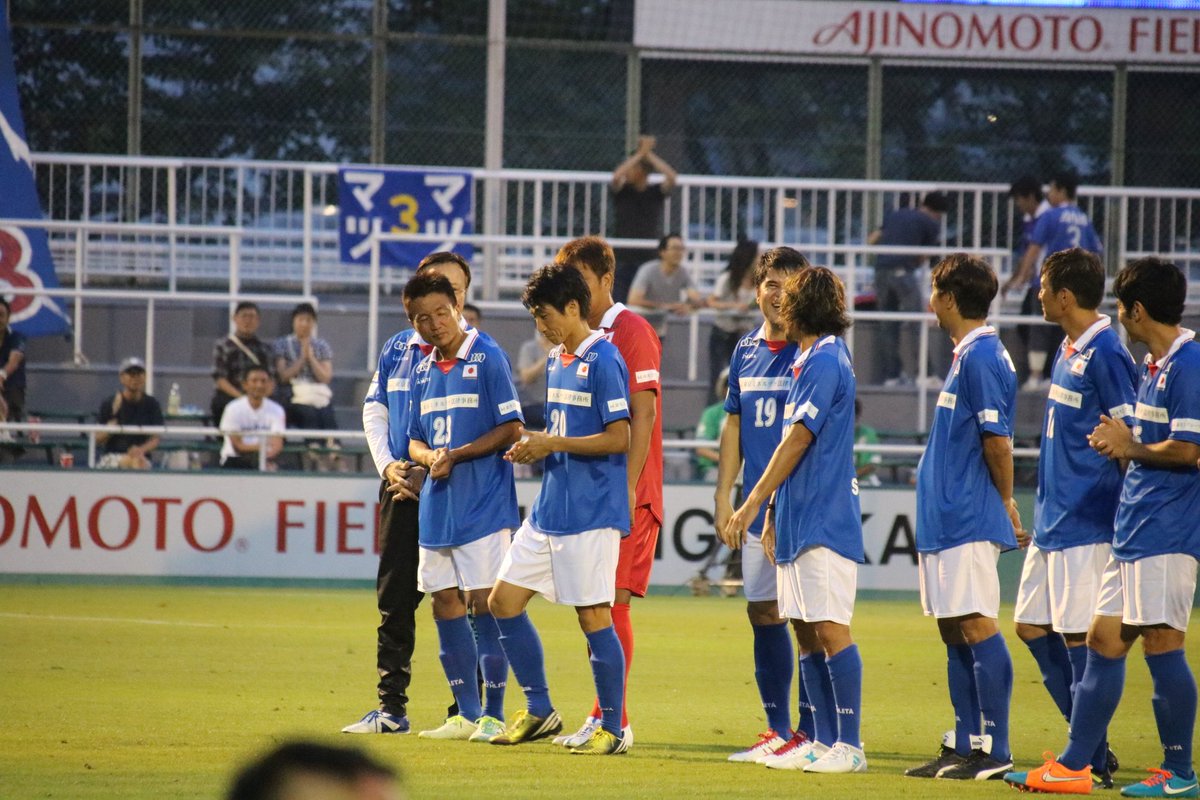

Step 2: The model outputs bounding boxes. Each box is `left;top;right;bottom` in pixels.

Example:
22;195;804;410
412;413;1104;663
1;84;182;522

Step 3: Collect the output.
1120;769;1199;798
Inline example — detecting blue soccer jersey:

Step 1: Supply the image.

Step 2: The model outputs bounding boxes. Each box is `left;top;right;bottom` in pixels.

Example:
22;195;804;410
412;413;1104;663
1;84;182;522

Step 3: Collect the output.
365;329;429;463
916;326;1019;553
773;336;864;565
407;329;523;548
1035;317;1137;551
1031;203;1102;259
1113;331;1200;562
724;324;798;536
530;332;632;536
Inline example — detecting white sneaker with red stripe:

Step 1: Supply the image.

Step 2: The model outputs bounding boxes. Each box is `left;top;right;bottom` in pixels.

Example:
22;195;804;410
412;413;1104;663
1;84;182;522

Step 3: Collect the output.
727;729;789;763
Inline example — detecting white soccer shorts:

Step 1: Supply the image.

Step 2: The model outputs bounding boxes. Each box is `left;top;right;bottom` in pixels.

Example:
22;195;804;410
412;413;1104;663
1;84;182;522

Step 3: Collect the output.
496;519;620;607
417;528;511;593
1014;542;1119;633
742;532;778;603
919;541;1001;619
776;546;858;625
1093;554;1125;619
1119;553;1199;633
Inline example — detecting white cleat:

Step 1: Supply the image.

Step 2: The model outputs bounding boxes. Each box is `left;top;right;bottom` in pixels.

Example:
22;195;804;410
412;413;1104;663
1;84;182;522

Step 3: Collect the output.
553;716;600;748
728;730;788;763
614;724;633;754
803;742;868;773
417;714;477;740
764;740;830;770
341;709;409;734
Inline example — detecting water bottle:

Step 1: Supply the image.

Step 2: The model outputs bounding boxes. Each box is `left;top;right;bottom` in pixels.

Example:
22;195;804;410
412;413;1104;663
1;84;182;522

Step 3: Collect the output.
167;382;181;415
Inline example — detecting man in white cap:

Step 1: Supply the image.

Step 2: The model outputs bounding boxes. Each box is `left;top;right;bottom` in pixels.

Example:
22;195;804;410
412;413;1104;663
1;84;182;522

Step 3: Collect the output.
96;357;164;469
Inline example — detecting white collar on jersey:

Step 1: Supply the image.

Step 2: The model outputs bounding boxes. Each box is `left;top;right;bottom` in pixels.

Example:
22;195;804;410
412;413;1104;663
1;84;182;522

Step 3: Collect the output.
953;324;997;356
551;329;604;359
1064;315;1110;354
444;327;480;361
598;302;627;331
1146;328;1197;369
791;334;835;368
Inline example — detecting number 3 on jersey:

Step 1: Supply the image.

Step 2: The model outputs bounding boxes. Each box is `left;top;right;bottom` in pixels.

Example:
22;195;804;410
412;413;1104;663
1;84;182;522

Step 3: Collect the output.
548;408;568;438
753;397;777;428
432;415;453;446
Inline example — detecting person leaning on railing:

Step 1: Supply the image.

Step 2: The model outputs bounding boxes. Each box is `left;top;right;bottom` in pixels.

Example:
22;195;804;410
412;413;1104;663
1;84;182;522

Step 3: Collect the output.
95;356;163;470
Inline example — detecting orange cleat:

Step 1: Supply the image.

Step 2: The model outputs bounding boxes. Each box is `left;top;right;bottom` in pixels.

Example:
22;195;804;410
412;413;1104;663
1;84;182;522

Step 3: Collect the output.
1003;752;1093;794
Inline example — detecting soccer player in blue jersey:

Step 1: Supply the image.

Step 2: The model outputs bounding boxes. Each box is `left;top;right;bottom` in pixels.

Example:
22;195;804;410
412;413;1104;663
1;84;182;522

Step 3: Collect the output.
402;271;523;742
907;253;1023;781
713;246;812;764
1011;247;1136;787
488;264;632;756
1005;257;1200;798
726;266;867;774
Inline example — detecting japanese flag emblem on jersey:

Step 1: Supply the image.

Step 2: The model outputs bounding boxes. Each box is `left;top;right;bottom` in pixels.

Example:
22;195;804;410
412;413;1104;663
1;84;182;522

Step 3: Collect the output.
463;364;478;379
576;363;589;378
1070;357;1087;376
1157;369;1167;390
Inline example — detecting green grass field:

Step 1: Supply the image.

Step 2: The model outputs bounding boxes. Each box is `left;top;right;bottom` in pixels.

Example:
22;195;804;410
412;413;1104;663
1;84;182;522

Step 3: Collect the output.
1;583;1193;799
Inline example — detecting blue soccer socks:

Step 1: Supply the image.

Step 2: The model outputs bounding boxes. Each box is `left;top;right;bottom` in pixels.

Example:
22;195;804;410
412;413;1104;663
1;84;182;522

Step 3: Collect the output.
970;633;1014;763
826;644;863;748
585;626;626;737
1061;648;1127;771
800;650;837;746
1146;649;1197;779
1026;633;1075;720
435;615;483;722
753;622;794;735
947;643;981;756
495;612;553;718
475;612;508;721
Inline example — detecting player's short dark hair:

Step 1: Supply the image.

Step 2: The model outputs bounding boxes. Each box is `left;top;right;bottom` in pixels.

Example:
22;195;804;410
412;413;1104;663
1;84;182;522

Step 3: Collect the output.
463;302;482;319
556;235;615;278
290;302;317;321
1041;248;1105;310
1050;172;1080;199
1009;175;1043;201
781;266;851;338
402;271;457;307
522;263;591;321
1113;257;1186;325
234;301;259;315
227;741;396;800
658;233;683;253
922;191;950;214
417;251;472;289
931;253;998;320
753;246;811;287
239;363;270;383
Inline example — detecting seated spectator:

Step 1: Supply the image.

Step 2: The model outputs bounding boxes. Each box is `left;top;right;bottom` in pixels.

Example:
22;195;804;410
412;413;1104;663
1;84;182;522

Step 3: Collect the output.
95;357;163;469
0;298;27;463
211;301;273;424
227;740;402;800
462;302;483;329
273;302;336;432
706;239;759;401
854;398;882;487
515;326;552;431
219;365;285;470
628;233;703;338
693;369;728;481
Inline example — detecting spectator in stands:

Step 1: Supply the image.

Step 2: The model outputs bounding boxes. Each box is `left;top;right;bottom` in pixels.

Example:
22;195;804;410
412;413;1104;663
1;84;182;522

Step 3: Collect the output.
0;298;27;462
628;233;704;339
611;135;678;303
273;302;336;432
95;357;163;469
219;364;285;470
211;301;273;425
1004;176;1053;387
868;191;949;386
515;326;552;431
462;302;483;329
693;368;729;482
854;398;882;487
706;239;760;402
227;740;404;800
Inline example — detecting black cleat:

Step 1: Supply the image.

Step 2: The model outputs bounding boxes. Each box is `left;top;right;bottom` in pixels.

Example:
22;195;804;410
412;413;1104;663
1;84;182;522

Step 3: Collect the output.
906;744;968;778
936;748;1014;781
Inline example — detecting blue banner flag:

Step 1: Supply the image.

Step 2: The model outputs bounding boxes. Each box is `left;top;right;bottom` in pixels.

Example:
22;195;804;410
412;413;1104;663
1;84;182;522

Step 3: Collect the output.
337;167;474;268
0;10;69;337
